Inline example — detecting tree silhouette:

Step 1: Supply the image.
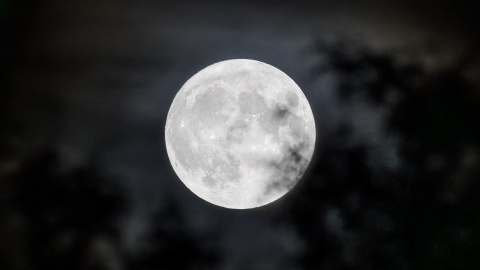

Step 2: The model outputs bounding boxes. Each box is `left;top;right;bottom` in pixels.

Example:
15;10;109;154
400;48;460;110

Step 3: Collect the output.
388;55;480;270
1;151;128;270
131;200;220;270
286;42;480;270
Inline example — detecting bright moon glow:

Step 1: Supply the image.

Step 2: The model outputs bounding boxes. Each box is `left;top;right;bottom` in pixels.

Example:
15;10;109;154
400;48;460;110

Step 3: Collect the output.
165;59;316;209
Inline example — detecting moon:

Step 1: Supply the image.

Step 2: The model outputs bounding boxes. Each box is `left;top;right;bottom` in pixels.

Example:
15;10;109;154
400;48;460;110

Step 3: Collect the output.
165;59;315;209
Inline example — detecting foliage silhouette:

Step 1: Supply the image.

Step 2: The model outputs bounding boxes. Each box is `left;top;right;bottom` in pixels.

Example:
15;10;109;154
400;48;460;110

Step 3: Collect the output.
130;199;221;270
286;42;480;270
1;151;127;270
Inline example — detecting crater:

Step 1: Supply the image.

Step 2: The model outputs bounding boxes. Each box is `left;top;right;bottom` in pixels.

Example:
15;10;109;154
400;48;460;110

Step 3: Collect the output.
286;92;299;107
202;175;216;187
227;119;249;143
239;91;266;115
190;87;229;128
288;115;305;136
259;104;291;134
273;103;290;120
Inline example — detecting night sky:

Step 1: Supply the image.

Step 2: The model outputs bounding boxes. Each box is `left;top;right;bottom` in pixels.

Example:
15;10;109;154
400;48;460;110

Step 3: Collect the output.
1;0;480;269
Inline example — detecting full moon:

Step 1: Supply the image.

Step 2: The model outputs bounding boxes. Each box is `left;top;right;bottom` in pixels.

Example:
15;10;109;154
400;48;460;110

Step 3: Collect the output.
165;59;315;209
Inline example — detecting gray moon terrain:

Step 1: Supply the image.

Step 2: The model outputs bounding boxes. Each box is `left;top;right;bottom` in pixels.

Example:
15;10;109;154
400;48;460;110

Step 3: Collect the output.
165;59;316;209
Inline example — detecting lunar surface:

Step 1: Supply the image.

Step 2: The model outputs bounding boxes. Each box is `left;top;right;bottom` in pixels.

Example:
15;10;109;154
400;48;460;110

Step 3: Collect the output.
165;59;315;209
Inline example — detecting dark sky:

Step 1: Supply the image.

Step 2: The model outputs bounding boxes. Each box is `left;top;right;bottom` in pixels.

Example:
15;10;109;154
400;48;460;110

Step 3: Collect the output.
1;0;480;269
